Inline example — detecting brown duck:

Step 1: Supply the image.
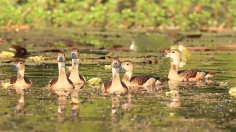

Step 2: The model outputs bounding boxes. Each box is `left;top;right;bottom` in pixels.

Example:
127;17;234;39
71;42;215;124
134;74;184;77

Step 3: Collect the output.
47;52;74;97
10;60;32;103
121;60;163;89
101;58;129;95
163;49;215;81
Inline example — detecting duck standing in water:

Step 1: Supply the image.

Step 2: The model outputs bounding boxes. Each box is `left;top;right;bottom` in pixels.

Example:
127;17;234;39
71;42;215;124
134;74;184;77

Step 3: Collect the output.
121;60;162;91
10;60;32;110
162;49;215;81
47;52;74;113
67;48;86;104
101;58;129;95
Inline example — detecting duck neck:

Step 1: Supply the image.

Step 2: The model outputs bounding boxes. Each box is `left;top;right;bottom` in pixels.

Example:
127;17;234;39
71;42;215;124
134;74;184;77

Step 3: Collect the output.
17;70;25;80
71;59;79;76
168;59;180;79
112;68;121;83
58;62;67;80
123;71;133;82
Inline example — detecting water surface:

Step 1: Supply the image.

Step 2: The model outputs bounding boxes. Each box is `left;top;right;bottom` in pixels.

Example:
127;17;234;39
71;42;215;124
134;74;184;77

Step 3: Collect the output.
0;50;236;132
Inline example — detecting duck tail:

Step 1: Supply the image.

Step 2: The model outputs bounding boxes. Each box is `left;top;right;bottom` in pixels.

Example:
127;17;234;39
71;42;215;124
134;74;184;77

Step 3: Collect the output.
205;71;215;79
155;78;165;85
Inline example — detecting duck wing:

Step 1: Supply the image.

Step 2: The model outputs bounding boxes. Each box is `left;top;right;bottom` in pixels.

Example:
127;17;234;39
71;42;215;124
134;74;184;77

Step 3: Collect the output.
178;69;198;80
24;77;32;84
48;78;58;87
102;80;112;93
10;76;17;84
130;75;154;85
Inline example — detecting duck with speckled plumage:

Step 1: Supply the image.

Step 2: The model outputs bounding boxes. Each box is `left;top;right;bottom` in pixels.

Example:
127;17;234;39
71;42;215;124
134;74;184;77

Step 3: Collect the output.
162;49;215;81
121;60;163;91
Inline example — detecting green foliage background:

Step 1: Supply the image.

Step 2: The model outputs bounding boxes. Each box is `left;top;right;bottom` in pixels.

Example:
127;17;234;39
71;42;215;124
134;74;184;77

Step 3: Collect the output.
1;0;236;31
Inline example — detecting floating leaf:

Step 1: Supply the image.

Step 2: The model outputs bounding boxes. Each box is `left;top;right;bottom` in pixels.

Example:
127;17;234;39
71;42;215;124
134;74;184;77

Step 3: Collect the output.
87;77;102;87
66;66;72;72
165;90;179;96
1;81;12;89
229;87;236;97
170;112;175;116
0;51;14;58
29;55;45;62
104;65;111;70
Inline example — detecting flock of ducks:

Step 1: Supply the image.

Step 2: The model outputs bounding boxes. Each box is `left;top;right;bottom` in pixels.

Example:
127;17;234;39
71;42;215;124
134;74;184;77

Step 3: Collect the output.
9;48;215;113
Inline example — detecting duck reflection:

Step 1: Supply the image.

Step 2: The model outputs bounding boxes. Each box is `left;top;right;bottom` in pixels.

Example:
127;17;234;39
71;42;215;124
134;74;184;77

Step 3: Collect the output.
53;84;84;123
110;93;133;124
55;84;85;123
166;80;214;109
49;84;84;118
70;83;85;116
166;80;181;109
15;90;25;114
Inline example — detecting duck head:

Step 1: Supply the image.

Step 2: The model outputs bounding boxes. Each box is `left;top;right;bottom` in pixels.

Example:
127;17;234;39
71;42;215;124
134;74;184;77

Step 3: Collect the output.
57;52;66;69
121;60;133;72
57;52;65;62
71;48;79;59
111;58;121;69
12;60;25;71
162;49;182;66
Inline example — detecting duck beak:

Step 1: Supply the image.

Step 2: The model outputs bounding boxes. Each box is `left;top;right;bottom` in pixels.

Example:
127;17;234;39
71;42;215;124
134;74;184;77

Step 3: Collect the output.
59;56;64;62
71;53;77;59
113;62;119;68
12;65;18;70
160;53;170;59
120;66;125;71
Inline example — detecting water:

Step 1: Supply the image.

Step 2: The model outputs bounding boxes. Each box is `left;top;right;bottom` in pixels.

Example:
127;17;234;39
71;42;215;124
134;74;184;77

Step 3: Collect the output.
0;50;236;132
1;29;236;131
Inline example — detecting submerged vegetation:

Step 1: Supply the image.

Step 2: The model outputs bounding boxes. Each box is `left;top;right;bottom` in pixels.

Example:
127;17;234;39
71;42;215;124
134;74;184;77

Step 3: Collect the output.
1;0;236;31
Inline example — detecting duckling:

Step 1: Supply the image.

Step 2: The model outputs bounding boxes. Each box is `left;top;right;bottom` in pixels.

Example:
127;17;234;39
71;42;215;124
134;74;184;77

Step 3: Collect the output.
10;60;32;103
162;49;215;81
121;60;162;90
47;52;74;96
101;58;129;95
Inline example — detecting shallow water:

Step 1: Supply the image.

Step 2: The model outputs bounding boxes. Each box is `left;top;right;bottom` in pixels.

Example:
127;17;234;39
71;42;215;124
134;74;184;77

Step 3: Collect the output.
1;50;236;132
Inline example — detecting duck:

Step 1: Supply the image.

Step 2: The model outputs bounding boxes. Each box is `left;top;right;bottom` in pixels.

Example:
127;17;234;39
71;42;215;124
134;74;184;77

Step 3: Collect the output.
47;52;75;113
47;52;74;97
67;48;86;85
162;49;215;81
101;58;129;95
121;60;163;89
11;45;28;58
66;48;86;105
10;60;32;103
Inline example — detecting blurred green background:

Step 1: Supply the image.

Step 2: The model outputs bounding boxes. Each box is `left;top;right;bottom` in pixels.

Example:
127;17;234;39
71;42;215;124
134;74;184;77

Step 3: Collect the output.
1;0;236;31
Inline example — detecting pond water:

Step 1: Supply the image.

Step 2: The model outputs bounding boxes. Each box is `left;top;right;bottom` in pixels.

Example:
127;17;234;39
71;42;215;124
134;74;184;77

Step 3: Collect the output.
0;49;236;132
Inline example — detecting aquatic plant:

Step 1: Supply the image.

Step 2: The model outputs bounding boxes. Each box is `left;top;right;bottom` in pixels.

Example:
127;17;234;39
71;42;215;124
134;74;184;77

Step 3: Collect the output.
1;0;236;31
